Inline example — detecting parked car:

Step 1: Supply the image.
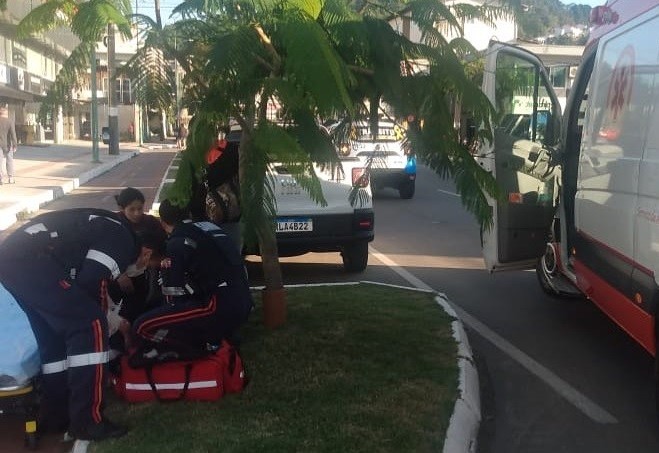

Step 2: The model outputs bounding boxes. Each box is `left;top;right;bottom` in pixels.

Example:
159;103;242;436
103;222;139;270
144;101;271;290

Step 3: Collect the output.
203;129;375;272
333;120;416;199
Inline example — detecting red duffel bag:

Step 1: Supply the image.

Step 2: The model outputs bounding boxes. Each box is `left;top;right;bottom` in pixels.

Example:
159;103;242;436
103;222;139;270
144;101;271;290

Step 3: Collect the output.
113;341;246;403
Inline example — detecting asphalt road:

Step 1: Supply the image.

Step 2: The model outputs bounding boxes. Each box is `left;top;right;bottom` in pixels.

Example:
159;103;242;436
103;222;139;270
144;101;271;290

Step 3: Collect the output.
4;152;659;452
268;163;659;452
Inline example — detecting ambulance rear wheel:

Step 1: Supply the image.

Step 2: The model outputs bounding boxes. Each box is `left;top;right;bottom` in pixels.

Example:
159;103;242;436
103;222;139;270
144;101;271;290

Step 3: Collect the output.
535;253;582;300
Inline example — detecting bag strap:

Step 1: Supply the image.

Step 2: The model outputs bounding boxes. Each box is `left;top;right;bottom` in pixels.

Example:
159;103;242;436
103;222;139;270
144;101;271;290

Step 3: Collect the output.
208;185;231;222
145;363;193;402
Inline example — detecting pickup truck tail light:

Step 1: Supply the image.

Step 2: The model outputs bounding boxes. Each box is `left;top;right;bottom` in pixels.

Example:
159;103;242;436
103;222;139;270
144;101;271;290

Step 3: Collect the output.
354;209;374;231
352;167;369;187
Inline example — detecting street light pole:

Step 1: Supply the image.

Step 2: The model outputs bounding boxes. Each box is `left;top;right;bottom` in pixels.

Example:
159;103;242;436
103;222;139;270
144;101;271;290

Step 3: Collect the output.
91;47;100;163
108;23;119;155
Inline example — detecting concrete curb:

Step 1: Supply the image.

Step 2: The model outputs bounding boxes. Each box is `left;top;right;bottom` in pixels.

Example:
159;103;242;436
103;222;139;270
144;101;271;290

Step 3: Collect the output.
0;150;138;230
436;292;480;453
251;281;480;452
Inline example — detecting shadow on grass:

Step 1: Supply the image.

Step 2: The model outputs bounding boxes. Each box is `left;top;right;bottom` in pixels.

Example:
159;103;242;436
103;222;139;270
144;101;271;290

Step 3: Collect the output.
94;283;458;453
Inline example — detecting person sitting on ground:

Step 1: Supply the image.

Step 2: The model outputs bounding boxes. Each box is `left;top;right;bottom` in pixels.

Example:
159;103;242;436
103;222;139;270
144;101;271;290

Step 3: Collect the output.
130;199;253;362
0;208;158;441
112;187;167;323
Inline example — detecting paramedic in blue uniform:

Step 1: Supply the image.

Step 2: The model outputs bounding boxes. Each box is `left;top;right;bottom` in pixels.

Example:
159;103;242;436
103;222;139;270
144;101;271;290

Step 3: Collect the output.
132;199;253;355
0;208;156;441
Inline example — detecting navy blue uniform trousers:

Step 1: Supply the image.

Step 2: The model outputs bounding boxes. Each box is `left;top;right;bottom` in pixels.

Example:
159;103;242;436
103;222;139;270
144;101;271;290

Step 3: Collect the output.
0;255;108;431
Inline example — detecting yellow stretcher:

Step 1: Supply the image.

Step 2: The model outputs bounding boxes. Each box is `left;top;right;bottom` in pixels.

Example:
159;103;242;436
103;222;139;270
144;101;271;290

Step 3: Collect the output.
0;380;39;450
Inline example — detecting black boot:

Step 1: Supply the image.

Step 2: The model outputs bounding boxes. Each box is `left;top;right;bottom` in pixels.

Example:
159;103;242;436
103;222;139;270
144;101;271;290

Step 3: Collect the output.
70;419;128;441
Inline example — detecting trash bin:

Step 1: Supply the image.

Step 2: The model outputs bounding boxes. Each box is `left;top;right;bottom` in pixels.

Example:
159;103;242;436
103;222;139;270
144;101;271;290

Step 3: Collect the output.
101;127;110;145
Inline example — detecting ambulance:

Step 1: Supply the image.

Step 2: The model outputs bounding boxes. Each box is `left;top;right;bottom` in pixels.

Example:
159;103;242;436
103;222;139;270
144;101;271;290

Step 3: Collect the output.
478;1;659;399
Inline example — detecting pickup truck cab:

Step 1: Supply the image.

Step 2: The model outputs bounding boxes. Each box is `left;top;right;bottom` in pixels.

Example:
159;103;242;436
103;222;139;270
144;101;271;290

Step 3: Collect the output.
478;0;659;407
229;130;374;272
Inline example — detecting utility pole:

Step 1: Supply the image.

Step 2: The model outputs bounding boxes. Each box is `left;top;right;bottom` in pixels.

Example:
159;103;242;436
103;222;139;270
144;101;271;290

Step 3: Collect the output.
135;0;142;146
108;23;119;155
91;47;100;163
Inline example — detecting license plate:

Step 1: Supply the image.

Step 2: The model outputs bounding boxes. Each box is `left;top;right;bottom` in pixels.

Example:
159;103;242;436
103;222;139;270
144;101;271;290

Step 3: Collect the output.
276;218;313;233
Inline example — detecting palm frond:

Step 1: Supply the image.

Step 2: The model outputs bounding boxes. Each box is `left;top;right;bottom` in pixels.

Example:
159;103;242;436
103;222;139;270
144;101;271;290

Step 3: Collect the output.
16;0;76;39
277;12;355;116
72;0;132;42
284;0;324;19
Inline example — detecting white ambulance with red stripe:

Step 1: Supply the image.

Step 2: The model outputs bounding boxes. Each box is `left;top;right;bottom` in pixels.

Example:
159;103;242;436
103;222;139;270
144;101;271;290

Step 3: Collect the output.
479;1;659;404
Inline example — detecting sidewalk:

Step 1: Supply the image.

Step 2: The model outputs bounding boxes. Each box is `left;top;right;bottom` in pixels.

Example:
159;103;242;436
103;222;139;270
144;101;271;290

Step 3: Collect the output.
0;139;176;230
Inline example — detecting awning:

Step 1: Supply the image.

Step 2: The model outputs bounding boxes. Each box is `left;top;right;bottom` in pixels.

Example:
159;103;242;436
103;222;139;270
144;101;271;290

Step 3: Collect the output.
0;85;35;103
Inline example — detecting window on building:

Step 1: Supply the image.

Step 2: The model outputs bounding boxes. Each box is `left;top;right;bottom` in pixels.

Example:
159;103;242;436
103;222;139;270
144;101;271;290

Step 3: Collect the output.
114;79;133;105
549;66;568;89
12;43;27;68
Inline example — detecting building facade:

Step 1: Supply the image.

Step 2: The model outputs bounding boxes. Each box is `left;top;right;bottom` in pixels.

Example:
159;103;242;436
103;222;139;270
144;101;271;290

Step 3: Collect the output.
0;1;79;144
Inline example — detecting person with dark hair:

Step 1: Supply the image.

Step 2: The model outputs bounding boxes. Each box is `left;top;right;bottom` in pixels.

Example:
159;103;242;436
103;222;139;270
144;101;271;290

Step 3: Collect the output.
0;208;157;441
131;199;253;360
112;187;167;323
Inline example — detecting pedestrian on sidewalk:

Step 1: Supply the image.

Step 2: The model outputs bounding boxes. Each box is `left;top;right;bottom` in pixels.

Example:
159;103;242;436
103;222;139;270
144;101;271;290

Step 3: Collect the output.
0;104;17;184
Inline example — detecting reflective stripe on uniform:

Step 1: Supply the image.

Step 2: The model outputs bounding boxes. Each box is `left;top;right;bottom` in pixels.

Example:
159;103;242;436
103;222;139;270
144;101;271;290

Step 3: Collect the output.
42;359;67;374
24;223;48;235
43;351;109;373
162;286;188;296
184;238;197;248
68;351;109;368
86;249;120;278
89;215;122;226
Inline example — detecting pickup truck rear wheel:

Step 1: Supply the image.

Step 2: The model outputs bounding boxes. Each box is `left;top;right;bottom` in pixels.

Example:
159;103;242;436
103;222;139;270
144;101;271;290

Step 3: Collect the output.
342;241;369;273
399;180;415;199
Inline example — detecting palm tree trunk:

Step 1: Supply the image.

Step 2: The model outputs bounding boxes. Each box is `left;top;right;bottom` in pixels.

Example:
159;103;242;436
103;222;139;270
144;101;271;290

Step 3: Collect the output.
239;123;286;327
154;0;163;29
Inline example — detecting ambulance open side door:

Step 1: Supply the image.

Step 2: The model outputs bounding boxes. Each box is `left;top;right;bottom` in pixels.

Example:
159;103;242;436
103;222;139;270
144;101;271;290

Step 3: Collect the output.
479;42;563;271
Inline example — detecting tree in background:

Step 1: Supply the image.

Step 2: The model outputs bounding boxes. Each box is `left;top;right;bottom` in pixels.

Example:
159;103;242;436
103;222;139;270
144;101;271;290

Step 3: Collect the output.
16;1;133;125
161;0;512;324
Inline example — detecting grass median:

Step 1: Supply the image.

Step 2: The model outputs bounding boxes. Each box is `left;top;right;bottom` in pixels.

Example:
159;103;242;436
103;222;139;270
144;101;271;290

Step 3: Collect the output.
93;282;458;453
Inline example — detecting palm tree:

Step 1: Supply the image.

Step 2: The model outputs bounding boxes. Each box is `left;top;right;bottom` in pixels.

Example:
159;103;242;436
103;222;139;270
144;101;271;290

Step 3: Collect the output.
17;0;133;153
162;0;513;325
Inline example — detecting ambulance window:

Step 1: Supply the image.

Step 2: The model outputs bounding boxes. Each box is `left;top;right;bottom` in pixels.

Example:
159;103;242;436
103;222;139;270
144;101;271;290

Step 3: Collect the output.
494;51;559;207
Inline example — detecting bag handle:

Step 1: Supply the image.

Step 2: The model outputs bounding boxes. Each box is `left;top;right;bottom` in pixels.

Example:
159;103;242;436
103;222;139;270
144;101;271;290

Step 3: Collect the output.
145;363;193;402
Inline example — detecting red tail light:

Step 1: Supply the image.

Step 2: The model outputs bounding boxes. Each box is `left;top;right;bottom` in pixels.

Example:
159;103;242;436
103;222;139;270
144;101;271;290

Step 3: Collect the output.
352;167;369;187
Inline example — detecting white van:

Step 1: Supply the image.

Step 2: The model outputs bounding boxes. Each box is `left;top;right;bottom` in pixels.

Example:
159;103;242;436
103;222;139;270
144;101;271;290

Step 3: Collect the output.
478;1;659;398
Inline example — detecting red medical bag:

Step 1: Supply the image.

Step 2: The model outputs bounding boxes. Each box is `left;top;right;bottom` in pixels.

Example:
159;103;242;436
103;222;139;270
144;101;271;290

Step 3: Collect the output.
113;341;246;403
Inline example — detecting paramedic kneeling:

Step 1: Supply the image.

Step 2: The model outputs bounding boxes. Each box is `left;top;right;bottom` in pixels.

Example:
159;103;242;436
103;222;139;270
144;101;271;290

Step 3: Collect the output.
0;208;155;441
132;200;253;357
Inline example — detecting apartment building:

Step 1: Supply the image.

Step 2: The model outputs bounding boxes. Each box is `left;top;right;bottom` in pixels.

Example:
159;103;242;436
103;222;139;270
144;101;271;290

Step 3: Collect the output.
0;1;79;143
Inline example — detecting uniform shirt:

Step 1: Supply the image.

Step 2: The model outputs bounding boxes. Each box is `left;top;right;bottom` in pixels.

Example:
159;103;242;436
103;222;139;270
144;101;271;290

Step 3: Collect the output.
0;208;139;299
161;220;248;304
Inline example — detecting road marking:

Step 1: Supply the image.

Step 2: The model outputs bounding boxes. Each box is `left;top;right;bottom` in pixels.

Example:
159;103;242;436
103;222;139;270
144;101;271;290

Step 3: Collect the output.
369;245;618;424
437;189;460;197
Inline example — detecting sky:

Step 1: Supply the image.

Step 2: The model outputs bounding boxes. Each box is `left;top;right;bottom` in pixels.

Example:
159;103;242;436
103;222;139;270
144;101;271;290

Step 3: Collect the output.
560;0;604;6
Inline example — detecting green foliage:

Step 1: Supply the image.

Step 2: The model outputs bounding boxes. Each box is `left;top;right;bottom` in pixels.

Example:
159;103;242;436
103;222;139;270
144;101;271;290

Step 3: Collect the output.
18;0;133;115
92;284;457;453
517;0;591;40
